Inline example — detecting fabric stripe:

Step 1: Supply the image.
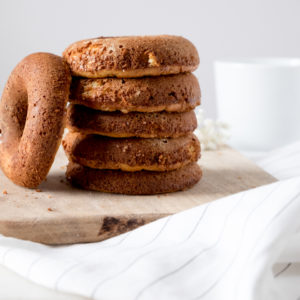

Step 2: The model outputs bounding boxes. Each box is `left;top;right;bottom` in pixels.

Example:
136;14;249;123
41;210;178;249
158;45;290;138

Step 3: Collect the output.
91;205;210;297
274;263;292;278
192;184;283;299
134;193;245;300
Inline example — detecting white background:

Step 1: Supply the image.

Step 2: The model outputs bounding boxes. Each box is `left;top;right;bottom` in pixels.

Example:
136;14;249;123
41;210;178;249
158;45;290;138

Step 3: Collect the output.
1;0;300;118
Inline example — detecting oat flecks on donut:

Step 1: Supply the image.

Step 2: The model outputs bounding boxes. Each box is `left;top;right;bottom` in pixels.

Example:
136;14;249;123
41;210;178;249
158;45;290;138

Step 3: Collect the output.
0;53;71;188
62;132;201;172
67;105;198;138
69;73;201;113
66;162;202;195
63;35;200;78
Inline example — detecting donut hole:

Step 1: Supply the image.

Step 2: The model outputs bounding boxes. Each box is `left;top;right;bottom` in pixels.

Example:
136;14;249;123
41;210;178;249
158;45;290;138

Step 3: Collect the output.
0;84;29;142
15;102;28;138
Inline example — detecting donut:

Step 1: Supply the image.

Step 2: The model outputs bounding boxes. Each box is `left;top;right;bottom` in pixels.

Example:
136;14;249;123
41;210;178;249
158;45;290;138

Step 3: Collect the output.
62;132;201;172
63;35;199;78
69;73;200;113
66;162;202;195
0;53;71;188
67;105;197;138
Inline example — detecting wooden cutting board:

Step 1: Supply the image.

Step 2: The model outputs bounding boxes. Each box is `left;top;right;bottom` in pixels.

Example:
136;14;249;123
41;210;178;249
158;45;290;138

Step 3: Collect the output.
0;146;276;245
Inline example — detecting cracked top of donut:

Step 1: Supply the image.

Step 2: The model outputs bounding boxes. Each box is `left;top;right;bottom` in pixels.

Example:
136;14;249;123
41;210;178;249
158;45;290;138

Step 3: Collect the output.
63;35;199;78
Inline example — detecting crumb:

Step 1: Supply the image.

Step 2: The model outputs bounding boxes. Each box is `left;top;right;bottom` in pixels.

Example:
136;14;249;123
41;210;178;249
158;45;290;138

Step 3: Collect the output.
35;189;42;193
48;195;52;199
2;190;7;195
60;165;66;170
148;52;160;67
237;176;242;180
48;207;53;212
34;197;39;199
157;195;161;198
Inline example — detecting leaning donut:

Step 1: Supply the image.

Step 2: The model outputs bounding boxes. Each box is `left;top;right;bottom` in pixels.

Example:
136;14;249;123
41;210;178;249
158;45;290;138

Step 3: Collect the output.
0;53;71;188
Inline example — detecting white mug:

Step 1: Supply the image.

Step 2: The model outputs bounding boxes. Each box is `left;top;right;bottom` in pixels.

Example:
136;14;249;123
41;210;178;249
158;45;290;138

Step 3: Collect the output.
214;58;300;151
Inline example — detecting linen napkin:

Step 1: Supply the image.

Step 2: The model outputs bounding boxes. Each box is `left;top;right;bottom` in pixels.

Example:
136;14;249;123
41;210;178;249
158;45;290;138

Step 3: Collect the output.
1;142;300;300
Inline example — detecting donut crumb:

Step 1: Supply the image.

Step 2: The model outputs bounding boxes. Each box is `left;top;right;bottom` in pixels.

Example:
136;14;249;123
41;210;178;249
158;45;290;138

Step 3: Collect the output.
48;207;54;212
35;189;42;193
2;190;8;195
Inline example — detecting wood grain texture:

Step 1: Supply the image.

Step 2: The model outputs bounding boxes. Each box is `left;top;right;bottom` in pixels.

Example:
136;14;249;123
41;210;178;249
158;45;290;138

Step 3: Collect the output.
0;146;276;245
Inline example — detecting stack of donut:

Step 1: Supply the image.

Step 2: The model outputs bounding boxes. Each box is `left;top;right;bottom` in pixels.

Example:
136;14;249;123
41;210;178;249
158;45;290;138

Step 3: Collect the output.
62;35;202;195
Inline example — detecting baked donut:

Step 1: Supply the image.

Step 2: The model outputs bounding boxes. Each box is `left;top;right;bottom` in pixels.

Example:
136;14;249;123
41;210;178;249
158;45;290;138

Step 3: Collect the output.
62;132;201;172
67;162;202;195
67;105;197;138
63;35;199;78
0;53;71;188
69;73;200;113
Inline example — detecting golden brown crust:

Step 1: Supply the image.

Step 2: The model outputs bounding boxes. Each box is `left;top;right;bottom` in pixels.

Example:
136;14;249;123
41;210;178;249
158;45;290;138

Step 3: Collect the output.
0;53;71;188
67;104;197;138
66;162;202;195
69;73;200;113
63;35;199;78
62;132;201;172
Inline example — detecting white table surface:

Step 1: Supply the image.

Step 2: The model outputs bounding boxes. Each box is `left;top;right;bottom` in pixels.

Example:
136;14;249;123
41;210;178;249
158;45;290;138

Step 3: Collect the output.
0;265;87;300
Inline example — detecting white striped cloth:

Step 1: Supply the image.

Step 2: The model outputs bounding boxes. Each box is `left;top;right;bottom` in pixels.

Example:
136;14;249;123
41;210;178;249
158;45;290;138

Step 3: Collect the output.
1;142;300;300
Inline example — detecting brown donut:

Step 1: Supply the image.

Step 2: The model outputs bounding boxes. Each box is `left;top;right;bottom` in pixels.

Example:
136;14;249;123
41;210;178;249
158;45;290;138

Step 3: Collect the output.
0;53;71;188
62;132;201;172
69;73;200;113
63;35;199;78
67;105;198;138
67;162;202;195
